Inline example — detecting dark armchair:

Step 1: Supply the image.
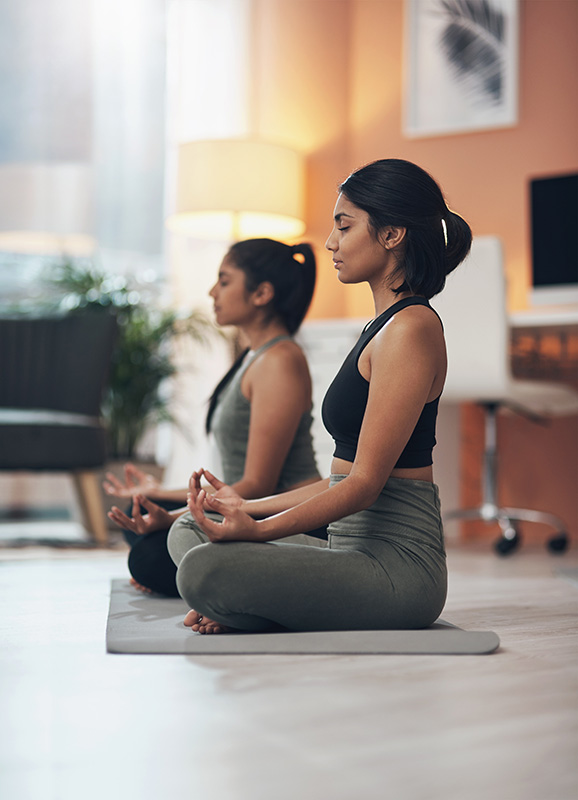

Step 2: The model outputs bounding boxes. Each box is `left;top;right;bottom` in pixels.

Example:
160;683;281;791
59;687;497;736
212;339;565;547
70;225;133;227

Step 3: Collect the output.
0;313;118;545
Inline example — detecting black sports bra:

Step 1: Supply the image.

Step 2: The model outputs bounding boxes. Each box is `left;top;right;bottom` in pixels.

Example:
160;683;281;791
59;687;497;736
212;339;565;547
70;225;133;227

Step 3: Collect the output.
321;297;442;468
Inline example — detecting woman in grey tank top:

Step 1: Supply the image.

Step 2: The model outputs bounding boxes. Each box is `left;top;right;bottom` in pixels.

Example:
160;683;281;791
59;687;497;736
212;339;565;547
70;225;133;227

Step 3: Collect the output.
107;239;323;595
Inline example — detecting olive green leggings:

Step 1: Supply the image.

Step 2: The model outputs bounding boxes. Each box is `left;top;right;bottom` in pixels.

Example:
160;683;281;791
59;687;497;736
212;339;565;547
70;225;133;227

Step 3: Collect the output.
167;476;447;632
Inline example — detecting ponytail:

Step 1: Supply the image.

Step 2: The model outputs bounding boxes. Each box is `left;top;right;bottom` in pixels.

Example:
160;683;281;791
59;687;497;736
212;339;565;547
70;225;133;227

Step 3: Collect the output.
283;243;317;333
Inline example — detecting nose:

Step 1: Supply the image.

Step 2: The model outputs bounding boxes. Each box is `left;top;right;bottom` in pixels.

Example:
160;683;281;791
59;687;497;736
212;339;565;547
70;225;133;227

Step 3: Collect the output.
209;282;218;298
325;227;338;252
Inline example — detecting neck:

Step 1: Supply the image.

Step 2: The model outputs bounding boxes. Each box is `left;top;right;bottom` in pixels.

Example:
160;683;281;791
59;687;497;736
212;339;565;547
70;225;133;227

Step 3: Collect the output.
239;320;290;352
371;285;415;317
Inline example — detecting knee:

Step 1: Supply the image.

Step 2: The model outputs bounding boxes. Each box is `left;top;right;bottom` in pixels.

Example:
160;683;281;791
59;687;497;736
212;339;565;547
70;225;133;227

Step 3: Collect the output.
167;513;203;567
128;531;178;597
176;542;228;609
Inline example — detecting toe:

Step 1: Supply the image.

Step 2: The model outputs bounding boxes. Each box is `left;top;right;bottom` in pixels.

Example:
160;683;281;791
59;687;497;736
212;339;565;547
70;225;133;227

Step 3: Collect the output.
184;609;202;627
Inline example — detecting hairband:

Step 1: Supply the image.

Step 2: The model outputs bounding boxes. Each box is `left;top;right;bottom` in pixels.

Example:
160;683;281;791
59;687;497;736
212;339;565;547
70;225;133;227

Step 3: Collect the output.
291;245;305;264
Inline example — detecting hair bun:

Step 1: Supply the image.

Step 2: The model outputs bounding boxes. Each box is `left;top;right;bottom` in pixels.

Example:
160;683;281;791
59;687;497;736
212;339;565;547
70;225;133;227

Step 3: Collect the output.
444;210;472;276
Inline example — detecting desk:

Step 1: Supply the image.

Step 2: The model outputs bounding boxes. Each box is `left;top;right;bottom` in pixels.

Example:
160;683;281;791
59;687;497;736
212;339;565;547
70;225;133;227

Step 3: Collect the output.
510;305;578;331
509;306;578;384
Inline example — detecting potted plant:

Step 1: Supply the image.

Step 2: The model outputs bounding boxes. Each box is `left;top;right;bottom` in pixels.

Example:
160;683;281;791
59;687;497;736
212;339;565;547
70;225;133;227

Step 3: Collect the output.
45;258;216;462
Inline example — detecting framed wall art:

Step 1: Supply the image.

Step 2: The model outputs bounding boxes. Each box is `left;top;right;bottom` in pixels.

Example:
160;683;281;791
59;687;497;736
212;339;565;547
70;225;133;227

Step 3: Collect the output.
404;0;519;137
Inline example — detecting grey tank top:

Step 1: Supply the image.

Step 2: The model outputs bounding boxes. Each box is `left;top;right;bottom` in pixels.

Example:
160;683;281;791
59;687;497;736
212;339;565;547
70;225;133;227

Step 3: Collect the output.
210;336;320;491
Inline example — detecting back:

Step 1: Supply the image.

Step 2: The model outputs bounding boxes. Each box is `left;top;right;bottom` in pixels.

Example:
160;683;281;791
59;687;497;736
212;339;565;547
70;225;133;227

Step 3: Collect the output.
210;340;319;490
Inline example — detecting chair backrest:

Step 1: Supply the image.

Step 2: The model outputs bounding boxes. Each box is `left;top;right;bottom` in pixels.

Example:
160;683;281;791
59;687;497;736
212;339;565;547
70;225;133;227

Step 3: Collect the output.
431;236;510;402
0;312;117;415
0;312;118;471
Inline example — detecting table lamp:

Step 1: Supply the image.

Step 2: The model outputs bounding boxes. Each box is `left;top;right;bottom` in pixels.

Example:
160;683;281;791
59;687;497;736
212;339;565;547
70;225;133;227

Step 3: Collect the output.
166;139;306;241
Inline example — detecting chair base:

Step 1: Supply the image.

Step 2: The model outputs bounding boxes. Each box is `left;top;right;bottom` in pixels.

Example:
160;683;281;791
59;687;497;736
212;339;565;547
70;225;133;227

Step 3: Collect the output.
445;505;569;556
444;402;571;556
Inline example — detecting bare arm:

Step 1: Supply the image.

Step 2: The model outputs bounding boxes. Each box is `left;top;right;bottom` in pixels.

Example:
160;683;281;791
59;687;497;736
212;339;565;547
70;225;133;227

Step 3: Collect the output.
104;342;314;505
188;468;330;519
190;309;445;541
241;476;331;516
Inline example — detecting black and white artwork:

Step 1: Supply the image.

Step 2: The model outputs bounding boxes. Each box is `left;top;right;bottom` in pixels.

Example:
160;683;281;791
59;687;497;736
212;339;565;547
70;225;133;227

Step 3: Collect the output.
404;0;519;137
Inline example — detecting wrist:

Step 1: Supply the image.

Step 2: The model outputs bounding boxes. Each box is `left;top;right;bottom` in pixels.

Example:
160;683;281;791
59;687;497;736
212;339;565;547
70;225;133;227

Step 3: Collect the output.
255;516;281;541
144;483;166;500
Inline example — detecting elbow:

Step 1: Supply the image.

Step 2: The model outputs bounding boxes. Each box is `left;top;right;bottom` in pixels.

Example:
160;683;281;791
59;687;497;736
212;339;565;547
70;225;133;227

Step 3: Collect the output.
238;476;278;500
361;485;383;509
345;472;385;511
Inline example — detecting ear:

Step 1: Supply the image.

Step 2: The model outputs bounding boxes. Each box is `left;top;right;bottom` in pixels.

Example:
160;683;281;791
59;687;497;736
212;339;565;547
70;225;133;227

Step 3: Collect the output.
252;281;275;307
380;226;406;250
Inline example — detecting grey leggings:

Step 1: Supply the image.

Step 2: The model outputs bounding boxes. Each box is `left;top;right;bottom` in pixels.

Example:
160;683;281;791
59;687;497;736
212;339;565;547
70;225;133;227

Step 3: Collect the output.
167;476;447;632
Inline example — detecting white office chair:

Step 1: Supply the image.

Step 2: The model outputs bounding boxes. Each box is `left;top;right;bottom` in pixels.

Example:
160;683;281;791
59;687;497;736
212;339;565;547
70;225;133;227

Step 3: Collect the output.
432;236;578;554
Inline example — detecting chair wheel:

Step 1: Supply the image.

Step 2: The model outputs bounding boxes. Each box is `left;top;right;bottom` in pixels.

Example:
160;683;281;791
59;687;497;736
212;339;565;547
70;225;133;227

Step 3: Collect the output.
494;530;521;555
547;533;569;554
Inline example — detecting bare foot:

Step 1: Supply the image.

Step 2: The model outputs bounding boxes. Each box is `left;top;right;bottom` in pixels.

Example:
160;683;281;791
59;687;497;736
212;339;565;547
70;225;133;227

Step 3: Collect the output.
130;577;153;594
183;608;233;635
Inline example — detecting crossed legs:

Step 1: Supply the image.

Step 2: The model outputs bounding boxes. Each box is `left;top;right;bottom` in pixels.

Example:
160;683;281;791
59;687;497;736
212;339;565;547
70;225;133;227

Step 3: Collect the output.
168;512;446;634
168;512;332;633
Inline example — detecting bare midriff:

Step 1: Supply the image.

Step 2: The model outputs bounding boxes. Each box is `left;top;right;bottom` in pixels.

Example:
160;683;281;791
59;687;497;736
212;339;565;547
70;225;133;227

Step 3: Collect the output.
330;456;433;483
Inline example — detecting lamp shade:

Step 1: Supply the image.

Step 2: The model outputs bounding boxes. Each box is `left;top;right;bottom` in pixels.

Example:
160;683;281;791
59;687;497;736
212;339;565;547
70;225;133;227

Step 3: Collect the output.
166;139;306;240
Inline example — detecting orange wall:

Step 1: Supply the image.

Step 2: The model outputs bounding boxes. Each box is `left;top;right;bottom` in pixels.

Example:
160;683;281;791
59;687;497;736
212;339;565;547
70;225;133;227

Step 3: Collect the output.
251;0;578;320
250;0;578;544
345;0;578;544
347;0;578;317
252;0;352;318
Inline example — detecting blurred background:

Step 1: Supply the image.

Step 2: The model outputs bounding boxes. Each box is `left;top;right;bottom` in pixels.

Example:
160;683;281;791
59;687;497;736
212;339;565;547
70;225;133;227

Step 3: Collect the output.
0;0;576;549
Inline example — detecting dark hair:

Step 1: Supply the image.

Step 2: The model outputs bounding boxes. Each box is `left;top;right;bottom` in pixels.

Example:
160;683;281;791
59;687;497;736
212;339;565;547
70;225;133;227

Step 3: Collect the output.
339;158;472;298
205;237;316;432
227;238;316;334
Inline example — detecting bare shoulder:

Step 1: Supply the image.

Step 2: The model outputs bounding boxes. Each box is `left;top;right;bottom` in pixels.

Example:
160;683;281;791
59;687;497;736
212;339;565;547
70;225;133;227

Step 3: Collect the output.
367;303;445;375
382;303;443;346
243;340;312;399
242;337;312;406
254;338;310;376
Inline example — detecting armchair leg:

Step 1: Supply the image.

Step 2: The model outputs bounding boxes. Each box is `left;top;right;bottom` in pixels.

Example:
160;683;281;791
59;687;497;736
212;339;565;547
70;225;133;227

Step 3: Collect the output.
73;471;109;546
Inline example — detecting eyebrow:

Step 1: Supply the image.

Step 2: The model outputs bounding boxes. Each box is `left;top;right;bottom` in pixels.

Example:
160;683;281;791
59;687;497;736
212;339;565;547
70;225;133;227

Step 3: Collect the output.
334;212;354;222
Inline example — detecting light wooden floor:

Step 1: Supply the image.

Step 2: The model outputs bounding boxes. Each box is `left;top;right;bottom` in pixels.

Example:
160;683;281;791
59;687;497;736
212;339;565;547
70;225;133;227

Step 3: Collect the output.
0;541;576;800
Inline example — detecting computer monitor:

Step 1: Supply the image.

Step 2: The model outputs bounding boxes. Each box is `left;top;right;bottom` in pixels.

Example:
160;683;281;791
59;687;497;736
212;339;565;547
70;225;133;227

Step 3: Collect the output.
530;172;578;305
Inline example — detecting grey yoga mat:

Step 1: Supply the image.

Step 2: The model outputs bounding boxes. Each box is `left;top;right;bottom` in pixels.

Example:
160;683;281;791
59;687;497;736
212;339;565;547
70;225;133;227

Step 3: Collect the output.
106;579;500;655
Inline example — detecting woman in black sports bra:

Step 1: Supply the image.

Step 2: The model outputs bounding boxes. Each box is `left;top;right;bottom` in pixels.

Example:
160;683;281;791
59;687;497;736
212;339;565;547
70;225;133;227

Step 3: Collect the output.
170;158;472;634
